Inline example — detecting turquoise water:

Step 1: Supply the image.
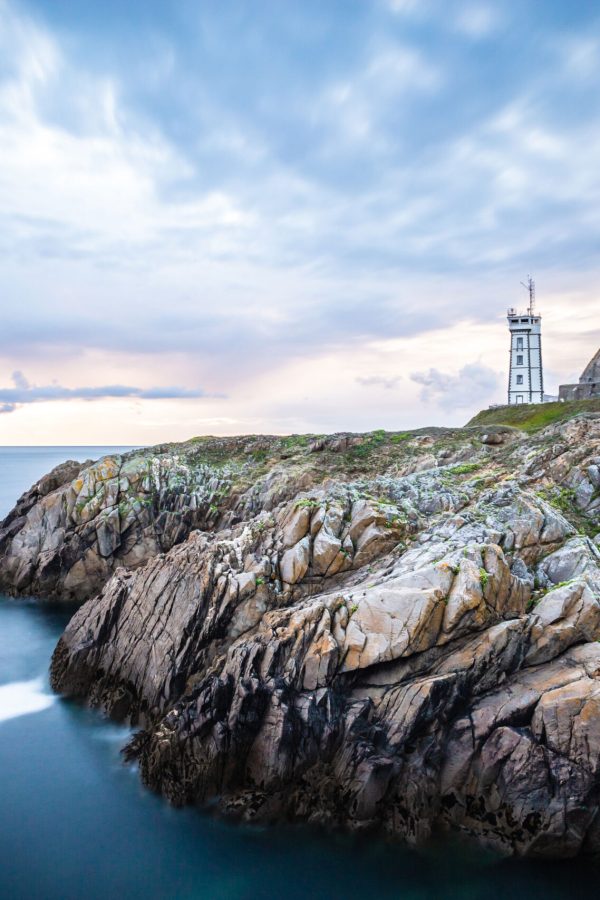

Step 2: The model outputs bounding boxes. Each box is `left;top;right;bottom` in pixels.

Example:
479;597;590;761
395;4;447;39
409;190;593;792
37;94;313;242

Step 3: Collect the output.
0;447;597;899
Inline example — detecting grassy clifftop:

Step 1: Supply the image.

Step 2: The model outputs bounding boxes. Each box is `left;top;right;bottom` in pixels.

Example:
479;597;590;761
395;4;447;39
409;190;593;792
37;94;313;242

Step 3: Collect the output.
467;398;600;433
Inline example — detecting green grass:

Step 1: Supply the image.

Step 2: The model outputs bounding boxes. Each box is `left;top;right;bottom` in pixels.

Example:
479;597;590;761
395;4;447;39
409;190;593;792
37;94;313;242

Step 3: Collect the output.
467;398;600;433
347;429;391;459
448;462;481;476
537;486;597;538
280;434;311;450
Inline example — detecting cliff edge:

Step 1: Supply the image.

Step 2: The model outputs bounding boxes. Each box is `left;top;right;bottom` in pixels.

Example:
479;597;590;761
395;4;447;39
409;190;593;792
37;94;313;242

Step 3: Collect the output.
4;417;600;857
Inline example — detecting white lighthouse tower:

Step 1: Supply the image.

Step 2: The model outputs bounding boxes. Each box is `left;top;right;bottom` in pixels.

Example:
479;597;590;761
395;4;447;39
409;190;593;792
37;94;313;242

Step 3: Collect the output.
507;277;544;405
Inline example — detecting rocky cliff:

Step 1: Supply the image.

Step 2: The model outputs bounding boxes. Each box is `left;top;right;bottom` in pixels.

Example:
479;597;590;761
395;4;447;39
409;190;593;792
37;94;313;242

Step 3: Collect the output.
5;417;600;857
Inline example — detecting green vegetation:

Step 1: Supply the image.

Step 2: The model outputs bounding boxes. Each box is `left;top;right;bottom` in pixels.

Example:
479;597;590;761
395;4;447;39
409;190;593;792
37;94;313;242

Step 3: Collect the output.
537;486;577;515
280;434;311;450
390;432;412;443
467;398;600;433
348;442;373;459
347;429;389;460
117;499;132;516
295;498;320;510
384;514;405;529
537;486;598;538
479;568;489;589
448;462;481;476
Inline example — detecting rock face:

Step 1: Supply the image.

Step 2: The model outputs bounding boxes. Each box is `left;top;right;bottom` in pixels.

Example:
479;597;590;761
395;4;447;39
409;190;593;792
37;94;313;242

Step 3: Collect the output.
0;437;314;602
0;450;226;601
559;347;600;401
6;417;600;857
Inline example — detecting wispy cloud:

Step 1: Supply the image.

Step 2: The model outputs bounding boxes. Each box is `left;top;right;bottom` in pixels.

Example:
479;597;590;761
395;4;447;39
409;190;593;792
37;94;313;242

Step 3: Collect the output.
357;375;403;389
0;372;215;413
410;362;501;409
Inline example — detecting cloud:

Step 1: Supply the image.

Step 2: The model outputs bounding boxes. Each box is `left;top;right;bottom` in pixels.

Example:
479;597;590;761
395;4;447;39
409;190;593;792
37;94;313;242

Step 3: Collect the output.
410;362;501;408
385;0;430;17
0;371;216;413
11;369;29;390
357;375;403;389
454;5;502;38
317;43;441;150
0;0;599;439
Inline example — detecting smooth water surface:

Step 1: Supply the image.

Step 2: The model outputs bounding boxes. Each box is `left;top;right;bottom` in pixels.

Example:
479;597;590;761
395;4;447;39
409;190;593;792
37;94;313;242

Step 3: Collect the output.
0;447;597;899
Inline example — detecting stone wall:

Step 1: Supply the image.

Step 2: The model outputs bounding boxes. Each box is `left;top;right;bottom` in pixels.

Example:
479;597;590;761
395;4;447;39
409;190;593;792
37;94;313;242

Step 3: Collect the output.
559;381;600;401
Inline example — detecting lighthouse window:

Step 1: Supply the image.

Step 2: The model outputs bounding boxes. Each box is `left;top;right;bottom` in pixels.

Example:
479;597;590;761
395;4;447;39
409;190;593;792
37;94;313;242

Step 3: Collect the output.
516;338;524;350
516;375;524;385
517;355;523;365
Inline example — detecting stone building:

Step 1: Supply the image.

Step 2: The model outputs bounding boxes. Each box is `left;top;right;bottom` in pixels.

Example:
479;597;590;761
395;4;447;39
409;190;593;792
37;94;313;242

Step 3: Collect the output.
559;349;600;401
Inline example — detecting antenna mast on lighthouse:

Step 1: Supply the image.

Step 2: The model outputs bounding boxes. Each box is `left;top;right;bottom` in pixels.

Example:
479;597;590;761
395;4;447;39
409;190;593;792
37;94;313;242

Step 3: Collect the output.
521;275;536;316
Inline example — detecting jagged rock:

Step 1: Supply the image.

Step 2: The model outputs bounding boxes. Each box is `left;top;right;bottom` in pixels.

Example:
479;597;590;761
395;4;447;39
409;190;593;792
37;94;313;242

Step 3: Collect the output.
280;505;311;549
481;432;504;445
537;536;600;586
312;528;342;575
280;536;311;584
8;416;600;856
526;578;600;665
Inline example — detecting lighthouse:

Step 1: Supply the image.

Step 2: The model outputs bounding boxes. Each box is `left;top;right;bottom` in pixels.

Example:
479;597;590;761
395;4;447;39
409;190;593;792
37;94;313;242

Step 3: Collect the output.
507;277;544;405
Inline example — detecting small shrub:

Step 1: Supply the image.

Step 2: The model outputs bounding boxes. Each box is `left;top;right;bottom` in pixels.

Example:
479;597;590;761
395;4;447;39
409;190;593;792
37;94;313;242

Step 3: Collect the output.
370;429;387;445
295;498;320;510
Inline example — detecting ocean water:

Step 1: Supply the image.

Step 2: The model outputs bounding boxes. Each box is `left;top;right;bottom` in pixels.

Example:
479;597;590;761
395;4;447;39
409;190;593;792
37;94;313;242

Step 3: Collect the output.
0;447;596;900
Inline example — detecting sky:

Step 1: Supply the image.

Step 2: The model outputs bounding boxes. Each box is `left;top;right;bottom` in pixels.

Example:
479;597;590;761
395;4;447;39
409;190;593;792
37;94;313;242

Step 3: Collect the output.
0;0;599;444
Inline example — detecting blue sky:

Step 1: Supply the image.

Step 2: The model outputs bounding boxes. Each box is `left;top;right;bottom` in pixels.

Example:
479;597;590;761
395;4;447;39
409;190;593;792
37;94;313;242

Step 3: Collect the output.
1;0;599;442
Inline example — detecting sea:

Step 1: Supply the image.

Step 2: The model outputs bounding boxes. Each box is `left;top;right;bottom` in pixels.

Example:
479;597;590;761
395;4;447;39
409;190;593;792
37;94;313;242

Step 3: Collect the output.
0;446;596;899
